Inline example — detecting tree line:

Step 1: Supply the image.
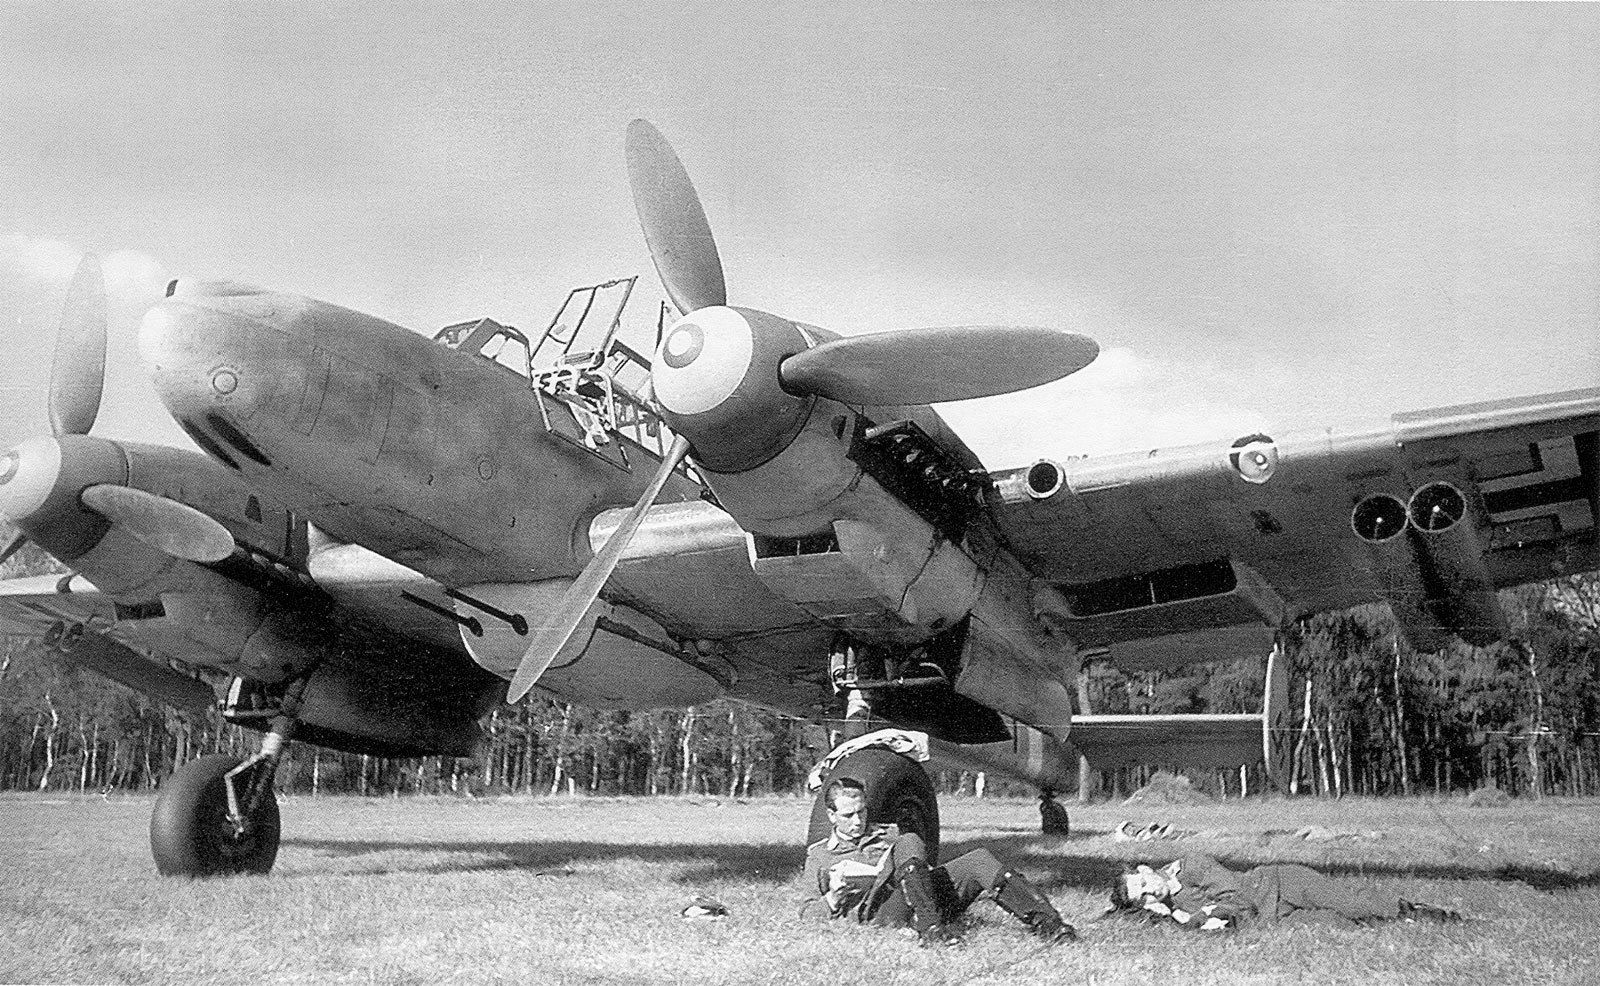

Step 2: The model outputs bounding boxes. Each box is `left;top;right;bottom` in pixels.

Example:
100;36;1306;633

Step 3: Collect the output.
2;530;1597;800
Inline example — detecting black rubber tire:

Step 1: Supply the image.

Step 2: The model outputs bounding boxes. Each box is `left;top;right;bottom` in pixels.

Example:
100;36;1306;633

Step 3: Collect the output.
150;754;280;877
806;748;940;863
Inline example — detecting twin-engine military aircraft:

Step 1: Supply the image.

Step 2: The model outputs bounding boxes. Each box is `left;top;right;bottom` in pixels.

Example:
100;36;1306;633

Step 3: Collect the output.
2;120;1597;876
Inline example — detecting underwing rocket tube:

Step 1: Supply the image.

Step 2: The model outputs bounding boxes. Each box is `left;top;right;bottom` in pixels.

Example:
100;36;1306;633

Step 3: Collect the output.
1350;492;1447;650
1405;482;1509;646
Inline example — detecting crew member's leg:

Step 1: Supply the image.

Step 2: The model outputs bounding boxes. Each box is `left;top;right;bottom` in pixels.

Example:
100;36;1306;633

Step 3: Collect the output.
866;834;959;944
1252;864;1403;925
940;849;1075;943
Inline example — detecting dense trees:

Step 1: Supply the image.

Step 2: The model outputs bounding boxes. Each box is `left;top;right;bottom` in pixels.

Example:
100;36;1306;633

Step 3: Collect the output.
3;525;1597;799
1077;587;1600;800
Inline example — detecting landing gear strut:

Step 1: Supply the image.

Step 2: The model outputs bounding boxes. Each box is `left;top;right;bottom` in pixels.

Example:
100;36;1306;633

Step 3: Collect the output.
150;678;304;877
812;640;943;859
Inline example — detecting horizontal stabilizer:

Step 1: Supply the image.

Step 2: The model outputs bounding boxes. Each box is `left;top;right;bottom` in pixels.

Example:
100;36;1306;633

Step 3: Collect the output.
1073;643;1292;789
1070;713;1265;770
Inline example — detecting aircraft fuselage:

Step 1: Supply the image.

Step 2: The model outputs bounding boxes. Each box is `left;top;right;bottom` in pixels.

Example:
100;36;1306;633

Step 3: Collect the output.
140;284;698;588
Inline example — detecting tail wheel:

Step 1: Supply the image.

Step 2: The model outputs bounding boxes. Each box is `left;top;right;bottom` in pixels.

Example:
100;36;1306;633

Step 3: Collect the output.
806;748;940;863
150;753;280;877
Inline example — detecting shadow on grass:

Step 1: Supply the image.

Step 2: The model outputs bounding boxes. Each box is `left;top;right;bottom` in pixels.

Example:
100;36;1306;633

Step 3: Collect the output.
281;836;806;885
282;829;1598;893
940;833;1600;894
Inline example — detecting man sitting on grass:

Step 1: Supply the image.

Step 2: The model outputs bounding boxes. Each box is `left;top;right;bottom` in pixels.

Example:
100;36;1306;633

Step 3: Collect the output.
800;778;1075;947
1109;853;1462;930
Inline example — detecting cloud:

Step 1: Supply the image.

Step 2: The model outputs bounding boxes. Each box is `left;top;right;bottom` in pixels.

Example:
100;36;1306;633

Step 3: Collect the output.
0;238;182;450
14;237;80;282
103;250;169;307
1;238;167;310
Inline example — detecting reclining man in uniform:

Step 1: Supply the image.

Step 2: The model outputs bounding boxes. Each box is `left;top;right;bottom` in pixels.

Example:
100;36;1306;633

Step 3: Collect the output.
800;778;1076;947
1108;853;1462;930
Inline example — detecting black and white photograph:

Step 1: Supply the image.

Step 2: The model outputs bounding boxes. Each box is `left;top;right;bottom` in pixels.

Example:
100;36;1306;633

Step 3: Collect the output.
1;3;1598;984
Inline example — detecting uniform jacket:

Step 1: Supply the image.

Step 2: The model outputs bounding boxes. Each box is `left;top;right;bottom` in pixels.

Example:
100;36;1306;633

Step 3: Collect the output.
800;824;902;922
1151;854;1404;930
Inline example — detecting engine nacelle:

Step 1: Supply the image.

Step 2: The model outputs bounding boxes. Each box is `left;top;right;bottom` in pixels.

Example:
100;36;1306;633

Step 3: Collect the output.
646;301;1077;735
748;514;982;647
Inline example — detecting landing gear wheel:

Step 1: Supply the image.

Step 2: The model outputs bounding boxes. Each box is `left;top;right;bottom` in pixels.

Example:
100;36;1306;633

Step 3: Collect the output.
150;754;280;877
806;748;940;862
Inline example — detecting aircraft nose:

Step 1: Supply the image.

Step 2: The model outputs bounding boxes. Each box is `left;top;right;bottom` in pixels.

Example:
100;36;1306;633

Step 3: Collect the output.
0;436;64;524
139;293;281;427
139;295;229;376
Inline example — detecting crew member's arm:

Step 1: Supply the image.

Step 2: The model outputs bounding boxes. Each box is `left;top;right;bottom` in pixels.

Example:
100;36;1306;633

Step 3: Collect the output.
798;847;837;920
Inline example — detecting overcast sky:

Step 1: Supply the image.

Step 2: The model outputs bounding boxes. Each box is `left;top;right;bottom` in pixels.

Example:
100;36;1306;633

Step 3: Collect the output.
2;2;1596;468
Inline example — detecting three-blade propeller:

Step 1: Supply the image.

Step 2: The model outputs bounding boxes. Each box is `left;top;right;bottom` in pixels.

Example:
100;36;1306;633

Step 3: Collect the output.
0;256;107;569
625;119;1097;405
0;255;237;572
506;121;1098;701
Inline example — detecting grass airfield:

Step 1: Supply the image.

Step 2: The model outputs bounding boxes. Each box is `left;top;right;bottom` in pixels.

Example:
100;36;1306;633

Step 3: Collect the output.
1;793;1597;986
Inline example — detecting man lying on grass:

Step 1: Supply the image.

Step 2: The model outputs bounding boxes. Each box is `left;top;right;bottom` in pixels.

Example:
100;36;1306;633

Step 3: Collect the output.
799;778;1075;947
1108;853;1462;930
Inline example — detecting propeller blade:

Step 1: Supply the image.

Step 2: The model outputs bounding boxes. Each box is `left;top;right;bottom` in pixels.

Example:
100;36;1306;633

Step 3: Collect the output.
79;485;236;563
626;119;727;314
507;435;691;702
0;532;28;569
48;255;108;437
779;325;1099;405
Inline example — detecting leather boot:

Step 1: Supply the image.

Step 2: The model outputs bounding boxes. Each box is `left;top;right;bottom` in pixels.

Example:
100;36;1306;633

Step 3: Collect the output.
994;870;1076;944
894;860;961;947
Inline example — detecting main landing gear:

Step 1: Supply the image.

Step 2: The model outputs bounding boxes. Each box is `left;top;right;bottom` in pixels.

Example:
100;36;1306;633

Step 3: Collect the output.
806;746;942;861
150;678;304;877
810;638;943;858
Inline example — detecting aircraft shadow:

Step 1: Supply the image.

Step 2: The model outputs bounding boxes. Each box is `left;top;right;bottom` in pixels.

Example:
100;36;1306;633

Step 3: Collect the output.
280;836;807;885
944;833;1600;894
280;830;1597;894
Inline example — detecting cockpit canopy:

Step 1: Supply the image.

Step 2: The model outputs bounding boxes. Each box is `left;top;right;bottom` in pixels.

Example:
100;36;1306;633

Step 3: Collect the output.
431;277;686;466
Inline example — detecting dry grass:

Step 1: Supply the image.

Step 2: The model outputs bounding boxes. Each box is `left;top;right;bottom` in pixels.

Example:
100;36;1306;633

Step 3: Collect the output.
1;791;1597;985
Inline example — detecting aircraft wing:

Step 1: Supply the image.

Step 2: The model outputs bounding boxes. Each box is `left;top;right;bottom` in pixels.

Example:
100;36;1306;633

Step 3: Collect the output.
989;387;1600;664
0;575;217;712
0;574;116;635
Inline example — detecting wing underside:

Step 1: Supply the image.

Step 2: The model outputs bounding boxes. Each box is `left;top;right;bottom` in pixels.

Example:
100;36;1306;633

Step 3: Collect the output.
0;575;217;712
989;387;1600;664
